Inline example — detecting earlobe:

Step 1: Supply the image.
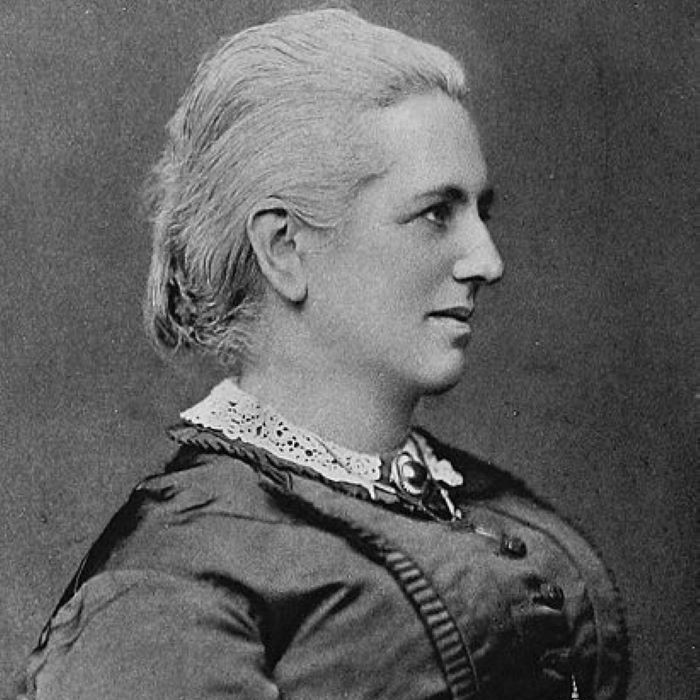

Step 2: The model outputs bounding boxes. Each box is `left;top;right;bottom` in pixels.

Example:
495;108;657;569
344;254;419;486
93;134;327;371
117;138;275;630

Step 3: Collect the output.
246;199;308;303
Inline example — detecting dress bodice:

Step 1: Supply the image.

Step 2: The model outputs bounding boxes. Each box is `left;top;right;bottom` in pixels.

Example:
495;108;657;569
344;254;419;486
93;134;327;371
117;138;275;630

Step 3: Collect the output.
22;383;628;700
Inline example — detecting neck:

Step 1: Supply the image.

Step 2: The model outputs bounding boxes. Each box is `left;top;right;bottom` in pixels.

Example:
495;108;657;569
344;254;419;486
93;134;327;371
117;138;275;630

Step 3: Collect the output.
238;353;418;455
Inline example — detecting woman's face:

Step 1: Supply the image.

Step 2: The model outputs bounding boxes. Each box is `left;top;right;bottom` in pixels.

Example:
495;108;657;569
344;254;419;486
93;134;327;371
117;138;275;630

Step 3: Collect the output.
302;92;504;398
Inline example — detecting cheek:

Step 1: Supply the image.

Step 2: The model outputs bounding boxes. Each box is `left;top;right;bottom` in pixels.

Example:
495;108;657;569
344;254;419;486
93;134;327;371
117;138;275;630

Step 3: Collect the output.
312;222;449;320
357;252;447;324
307;255;386;339
317;243;390;302
400;253;452;304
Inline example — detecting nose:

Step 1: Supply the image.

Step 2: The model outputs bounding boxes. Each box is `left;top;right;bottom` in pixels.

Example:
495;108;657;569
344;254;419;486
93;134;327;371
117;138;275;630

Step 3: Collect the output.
452;214;504;284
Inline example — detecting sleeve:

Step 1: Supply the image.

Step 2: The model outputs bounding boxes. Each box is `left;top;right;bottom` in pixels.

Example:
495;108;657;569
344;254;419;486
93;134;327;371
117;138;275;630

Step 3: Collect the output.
25;569;281;700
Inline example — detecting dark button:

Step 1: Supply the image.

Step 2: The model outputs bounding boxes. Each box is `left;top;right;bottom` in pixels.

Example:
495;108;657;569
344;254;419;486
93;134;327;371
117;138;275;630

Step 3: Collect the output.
393;455;429;496
535;581;565;610
500;533;527;558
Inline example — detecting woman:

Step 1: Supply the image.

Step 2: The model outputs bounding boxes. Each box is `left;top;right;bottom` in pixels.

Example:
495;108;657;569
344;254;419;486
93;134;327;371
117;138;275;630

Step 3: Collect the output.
23;8;628;699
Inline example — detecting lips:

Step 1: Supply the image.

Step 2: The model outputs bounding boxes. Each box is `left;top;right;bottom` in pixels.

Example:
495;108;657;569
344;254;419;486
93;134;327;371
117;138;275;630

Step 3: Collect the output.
428;306;474;323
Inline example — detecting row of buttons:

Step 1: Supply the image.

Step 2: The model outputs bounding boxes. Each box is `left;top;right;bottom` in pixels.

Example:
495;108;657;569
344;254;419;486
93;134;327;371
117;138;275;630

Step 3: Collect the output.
393;455;566;613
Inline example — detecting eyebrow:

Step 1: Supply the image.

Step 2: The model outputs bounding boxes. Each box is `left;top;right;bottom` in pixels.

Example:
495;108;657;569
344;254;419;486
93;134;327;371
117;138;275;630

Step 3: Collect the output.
413;184;495;206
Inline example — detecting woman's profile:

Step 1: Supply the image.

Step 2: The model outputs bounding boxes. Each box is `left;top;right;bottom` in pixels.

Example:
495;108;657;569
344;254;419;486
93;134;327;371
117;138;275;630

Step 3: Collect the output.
21;8;628;699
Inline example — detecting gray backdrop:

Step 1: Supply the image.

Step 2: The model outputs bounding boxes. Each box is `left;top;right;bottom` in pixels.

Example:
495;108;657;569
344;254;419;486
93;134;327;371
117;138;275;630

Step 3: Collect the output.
1;1;696;698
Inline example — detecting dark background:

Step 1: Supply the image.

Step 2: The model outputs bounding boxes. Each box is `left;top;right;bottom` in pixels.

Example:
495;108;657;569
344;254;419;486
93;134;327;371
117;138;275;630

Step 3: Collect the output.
1;1;696;697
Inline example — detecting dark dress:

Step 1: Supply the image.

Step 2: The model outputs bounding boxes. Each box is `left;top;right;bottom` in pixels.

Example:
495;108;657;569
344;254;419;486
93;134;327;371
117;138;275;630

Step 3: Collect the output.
23;420;628;699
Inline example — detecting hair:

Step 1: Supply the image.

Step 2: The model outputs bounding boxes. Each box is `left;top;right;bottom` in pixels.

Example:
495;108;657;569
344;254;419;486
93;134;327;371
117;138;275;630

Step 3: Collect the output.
144;7;469;368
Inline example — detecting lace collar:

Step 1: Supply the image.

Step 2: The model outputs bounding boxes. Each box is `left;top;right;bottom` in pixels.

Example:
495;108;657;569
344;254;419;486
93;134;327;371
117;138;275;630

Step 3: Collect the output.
180;379;463;500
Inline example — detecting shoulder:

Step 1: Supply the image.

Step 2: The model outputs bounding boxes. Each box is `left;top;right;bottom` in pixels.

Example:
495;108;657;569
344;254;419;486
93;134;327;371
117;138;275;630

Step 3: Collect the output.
49;446;311;614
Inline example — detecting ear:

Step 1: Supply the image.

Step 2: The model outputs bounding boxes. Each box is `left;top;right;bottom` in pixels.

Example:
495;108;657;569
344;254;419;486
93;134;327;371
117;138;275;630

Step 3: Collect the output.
246;198;308;303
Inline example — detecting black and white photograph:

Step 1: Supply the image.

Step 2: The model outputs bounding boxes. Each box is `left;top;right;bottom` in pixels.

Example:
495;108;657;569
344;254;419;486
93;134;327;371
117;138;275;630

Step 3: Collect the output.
1;1;695;698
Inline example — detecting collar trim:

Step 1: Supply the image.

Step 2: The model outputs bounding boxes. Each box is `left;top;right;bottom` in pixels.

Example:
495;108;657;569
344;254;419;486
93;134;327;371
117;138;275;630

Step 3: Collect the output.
180;379;463;498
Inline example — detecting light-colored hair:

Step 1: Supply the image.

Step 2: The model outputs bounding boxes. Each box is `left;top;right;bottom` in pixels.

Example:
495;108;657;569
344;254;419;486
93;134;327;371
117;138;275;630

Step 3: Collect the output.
144;7;469;368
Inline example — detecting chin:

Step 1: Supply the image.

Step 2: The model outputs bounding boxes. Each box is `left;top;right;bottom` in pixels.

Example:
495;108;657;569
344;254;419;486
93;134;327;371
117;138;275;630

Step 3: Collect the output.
413;355;466;397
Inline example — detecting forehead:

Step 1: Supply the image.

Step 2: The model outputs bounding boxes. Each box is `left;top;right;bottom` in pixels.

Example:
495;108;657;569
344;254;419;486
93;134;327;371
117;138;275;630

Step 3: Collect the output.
361;92;487;199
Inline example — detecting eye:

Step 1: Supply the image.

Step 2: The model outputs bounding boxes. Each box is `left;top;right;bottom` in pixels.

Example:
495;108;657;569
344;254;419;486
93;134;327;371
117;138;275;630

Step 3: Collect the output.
421;201;453;227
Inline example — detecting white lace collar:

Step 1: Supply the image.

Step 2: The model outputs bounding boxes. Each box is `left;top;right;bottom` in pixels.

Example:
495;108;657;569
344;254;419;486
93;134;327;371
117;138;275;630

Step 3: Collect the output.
180;379;463;498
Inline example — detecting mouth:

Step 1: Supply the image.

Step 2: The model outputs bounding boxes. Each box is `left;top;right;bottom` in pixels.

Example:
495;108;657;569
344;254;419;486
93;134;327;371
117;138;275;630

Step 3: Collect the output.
428;306;474;324
427;307;474;346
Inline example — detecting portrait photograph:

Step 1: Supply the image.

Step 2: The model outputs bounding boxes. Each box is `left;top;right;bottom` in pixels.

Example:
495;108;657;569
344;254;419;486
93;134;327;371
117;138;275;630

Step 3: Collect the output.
0;1;695;699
